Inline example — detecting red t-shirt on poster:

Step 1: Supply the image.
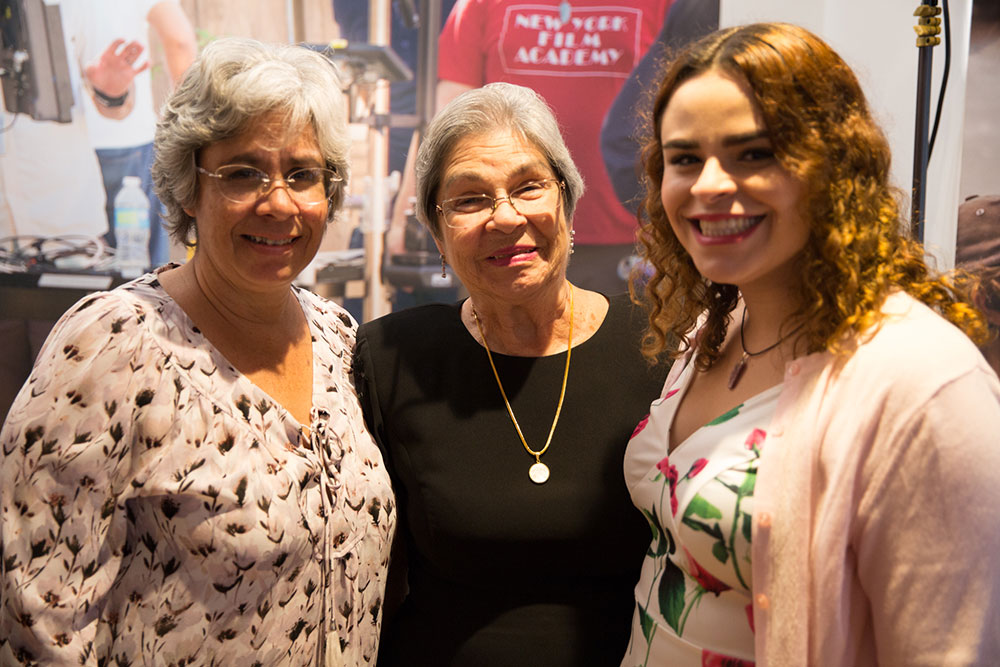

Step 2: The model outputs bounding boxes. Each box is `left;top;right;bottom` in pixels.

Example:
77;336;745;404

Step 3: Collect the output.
439;0;671;245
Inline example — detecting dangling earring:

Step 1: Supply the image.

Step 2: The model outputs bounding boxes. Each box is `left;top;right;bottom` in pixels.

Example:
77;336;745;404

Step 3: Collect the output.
568;228;575;255
440;254;448;278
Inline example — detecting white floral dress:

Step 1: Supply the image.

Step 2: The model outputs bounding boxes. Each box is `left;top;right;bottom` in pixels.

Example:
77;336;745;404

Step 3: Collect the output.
0;270;395;666
622;359;779;667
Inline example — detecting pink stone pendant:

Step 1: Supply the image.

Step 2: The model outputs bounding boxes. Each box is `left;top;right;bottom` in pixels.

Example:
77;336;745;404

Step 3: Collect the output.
728;354;749;390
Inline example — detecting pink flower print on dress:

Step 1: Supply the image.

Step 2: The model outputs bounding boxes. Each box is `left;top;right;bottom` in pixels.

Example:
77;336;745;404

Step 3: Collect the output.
687;458;708;478
701;649;755;667
656;457;680;515
631;414;650;439
655;457;671;476
664;387;680;400
684;547;731;595
744;428;767;451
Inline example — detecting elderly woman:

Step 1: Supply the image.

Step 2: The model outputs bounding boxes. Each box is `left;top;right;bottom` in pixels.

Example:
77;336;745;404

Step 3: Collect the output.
622;23;1000;666
0;38;394;665
354;82;667;665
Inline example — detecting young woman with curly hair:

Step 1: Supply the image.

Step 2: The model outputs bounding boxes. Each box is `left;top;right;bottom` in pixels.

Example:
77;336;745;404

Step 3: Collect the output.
621;23;1000;666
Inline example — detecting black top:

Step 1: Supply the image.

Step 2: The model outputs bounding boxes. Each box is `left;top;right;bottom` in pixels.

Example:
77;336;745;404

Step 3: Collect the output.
355;294;669;666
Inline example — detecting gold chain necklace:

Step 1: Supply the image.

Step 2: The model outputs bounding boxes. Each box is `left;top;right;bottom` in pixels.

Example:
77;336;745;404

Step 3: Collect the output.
471;287;573;484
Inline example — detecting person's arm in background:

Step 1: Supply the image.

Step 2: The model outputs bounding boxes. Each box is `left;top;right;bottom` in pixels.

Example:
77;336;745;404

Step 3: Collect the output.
147;0;198;86
386;80;473;256
600;0;719;213
435;80;474;112
386;133;420;257
83;39;147;120
386;0;480;258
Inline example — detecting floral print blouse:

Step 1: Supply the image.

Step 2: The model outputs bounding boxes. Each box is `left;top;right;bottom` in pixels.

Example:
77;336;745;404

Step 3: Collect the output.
0;271;395;666
622;360;780;667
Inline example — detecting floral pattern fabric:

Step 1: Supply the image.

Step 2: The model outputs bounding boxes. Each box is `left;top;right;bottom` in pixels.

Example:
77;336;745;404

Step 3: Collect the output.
621;360;780;667
0;270;395;666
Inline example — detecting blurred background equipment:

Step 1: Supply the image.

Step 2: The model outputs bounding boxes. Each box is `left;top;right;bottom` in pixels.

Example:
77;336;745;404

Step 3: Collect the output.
956;194;1000;375
326;0;460;319
0;0;73;122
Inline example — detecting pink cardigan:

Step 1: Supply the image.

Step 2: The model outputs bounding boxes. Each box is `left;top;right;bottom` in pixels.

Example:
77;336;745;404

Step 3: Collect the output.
664;292;1000;664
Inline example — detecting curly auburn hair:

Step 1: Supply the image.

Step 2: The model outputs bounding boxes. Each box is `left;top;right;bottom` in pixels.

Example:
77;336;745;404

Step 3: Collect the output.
637;22;986;367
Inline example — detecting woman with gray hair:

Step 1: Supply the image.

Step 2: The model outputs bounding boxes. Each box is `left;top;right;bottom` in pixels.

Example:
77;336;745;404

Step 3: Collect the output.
355;82;668;665
1;38;394;666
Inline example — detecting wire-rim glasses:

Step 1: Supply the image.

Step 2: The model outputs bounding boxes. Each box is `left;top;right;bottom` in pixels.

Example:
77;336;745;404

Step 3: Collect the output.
196;164;342;206
436;178;564;228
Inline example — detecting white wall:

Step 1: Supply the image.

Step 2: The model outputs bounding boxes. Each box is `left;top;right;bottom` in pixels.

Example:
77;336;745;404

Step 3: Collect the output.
720;0;972;268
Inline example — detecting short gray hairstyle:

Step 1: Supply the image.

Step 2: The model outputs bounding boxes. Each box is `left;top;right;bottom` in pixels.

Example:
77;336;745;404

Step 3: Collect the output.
415;82;585;238
153;37;350;244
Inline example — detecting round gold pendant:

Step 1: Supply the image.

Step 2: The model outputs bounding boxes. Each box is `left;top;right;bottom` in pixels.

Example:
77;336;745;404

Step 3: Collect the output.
529;462;550;484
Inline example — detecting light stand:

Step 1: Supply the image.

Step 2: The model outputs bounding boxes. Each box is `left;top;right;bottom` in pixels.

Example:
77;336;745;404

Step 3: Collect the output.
911;0;943;242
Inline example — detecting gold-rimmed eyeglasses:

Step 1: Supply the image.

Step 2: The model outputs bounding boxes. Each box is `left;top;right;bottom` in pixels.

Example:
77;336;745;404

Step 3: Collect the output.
196;164;342;206
436;178;564;228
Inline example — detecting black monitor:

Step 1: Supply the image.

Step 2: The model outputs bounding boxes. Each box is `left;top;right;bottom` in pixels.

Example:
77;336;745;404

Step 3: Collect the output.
0;0;73;122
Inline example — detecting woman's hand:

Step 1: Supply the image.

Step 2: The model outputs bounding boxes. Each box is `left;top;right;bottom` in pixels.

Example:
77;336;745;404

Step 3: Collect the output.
84;38;149;97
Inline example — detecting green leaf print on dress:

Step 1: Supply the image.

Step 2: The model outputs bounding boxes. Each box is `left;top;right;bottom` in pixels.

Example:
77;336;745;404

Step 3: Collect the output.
684;495;722;521
658;556;687;634
633;420;766;666
641;506;672;558
706;404;742;425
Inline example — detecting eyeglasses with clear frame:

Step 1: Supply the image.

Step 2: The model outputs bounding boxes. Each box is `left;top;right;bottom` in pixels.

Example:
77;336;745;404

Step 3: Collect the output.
436;178;565;228
196;164;343;206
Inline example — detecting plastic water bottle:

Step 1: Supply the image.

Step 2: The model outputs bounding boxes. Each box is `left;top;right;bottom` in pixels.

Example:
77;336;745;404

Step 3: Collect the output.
114;176;151;278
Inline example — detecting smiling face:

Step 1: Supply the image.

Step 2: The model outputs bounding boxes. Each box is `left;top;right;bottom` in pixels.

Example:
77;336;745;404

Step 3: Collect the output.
186;111;328;298
658;70;809;298
434;129;570;305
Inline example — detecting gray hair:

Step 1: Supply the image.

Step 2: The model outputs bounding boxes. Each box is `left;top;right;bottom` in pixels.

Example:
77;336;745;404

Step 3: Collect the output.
415;82;584;238
153;37;350;244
